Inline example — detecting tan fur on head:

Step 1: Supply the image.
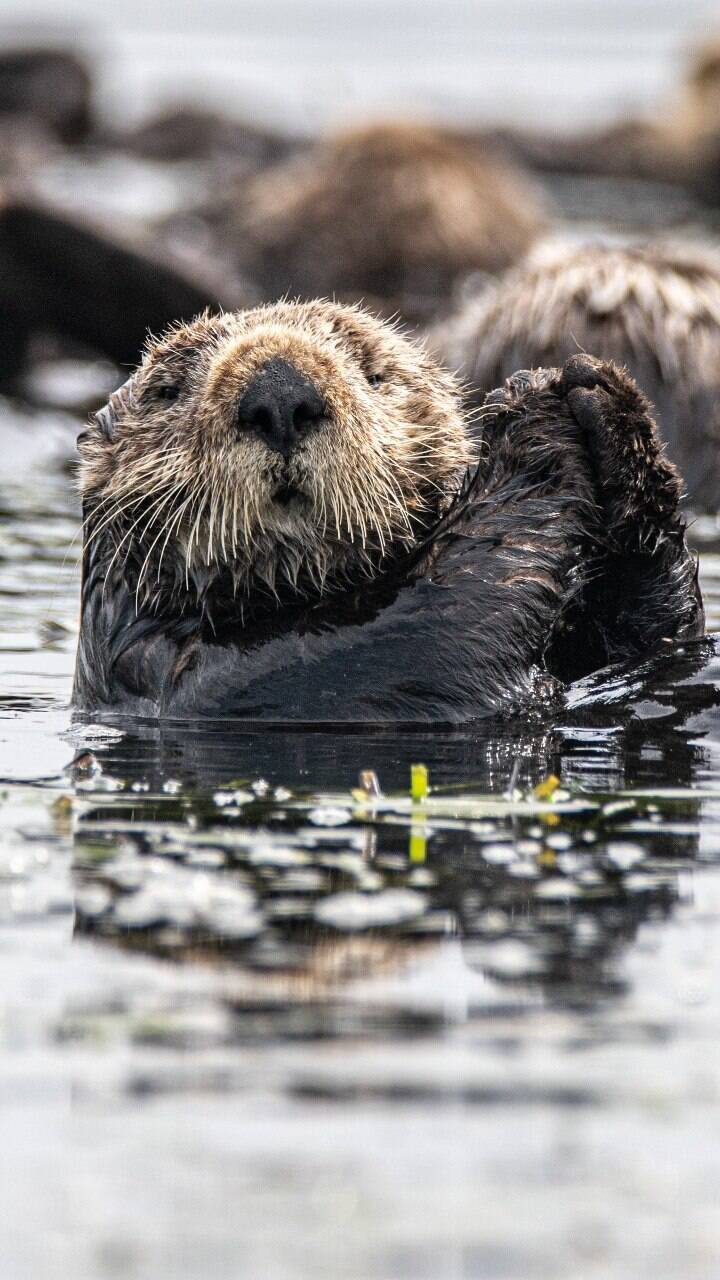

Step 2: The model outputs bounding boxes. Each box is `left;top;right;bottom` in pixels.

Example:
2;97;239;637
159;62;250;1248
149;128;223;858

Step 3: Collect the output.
435;237;720;389
79;299;473;613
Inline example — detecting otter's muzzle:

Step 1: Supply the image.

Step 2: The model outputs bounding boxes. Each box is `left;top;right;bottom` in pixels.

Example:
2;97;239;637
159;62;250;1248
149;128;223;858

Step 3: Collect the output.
237;358;326;458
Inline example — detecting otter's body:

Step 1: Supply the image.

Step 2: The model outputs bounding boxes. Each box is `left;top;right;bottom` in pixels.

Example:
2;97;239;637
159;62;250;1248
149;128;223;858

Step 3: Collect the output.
435;240;720;509
74;302;702;723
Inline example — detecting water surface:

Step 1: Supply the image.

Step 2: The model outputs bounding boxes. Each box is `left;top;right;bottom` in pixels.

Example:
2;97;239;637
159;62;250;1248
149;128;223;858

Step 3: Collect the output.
2;388;720;1280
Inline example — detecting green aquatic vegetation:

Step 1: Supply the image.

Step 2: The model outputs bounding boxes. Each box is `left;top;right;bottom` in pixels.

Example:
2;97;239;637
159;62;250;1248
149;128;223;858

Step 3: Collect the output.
410;763;429;802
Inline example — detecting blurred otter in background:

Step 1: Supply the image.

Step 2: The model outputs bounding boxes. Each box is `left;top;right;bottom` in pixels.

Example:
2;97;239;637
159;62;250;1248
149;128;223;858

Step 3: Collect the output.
0;46;246;382
0;46;92;144
664;37;720;203
205;122;548;325
487;35;720;207
116;105;306;170
434;240;720;509
0;84;549;376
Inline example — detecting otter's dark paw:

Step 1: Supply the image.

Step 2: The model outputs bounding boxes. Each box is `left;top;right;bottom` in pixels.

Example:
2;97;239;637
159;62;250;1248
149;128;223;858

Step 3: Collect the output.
561;353;683;538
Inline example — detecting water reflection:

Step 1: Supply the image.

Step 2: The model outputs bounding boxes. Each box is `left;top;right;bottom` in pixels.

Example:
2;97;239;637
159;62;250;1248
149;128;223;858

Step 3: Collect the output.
63;635;720;788
66;738;702;1020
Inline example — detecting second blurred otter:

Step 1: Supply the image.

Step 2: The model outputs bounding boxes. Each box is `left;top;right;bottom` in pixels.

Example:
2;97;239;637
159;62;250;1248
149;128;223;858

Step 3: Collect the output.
487;35;720;206
203;121;548;324
434;239;720;509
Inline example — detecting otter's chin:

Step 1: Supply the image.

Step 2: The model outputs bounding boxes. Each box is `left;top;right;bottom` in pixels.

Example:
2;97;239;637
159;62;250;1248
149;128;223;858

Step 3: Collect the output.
271;482;307;510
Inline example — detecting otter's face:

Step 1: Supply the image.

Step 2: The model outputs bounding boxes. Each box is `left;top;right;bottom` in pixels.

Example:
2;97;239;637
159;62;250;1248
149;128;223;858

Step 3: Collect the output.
79;301;472;608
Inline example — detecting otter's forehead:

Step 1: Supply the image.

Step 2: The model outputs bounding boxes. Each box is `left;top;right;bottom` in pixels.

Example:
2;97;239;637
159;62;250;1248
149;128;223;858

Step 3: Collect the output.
143;300;446;394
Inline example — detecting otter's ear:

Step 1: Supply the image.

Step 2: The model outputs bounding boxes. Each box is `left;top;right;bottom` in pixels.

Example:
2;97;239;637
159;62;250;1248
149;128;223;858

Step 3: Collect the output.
92;400;117;443
80;374;136;448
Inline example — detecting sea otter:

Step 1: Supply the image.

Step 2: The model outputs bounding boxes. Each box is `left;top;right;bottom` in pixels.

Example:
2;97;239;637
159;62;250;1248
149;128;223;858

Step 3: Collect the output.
434;239;720;509
73;301;702;722
203;122;548;324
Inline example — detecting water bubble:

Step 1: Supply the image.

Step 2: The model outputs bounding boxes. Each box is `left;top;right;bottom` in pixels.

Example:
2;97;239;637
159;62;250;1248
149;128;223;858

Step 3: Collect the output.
605;842;646;871
308;806;352;827
314;888;426;931
480;843;516;865
534;877;581;900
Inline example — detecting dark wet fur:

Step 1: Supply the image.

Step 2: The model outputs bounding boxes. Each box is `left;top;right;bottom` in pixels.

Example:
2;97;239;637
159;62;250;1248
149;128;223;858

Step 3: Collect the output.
73;356;703;723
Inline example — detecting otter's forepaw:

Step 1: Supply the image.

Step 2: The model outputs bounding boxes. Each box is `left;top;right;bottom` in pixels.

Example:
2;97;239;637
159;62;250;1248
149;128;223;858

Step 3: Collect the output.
562;352;654;449
561;353;683;538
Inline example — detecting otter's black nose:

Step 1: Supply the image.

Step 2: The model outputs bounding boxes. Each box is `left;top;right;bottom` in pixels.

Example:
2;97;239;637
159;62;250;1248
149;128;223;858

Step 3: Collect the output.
237;358;326;457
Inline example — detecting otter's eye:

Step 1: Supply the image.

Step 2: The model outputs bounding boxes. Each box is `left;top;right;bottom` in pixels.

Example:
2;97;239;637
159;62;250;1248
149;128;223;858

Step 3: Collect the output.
156;384;181;402
366;372;383;389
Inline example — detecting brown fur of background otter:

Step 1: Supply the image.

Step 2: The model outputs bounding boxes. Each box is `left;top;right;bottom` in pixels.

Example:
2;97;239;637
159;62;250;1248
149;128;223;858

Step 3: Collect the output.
482;35;720;206
433;239;720;509
211;122;549;324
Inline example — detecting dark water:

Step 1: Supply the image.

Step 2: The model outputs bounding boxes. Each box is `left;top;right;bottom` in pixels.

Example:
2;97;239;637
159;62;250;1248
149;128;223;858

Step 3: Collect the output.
2;389;720;1279
4;3;720;1277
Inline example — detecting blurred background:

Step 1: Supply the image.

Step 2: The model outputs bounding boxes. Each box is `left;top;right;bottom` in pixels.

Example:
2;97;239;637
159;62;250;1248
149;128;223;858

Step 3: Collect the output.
4;0;718;129
3;0;720;384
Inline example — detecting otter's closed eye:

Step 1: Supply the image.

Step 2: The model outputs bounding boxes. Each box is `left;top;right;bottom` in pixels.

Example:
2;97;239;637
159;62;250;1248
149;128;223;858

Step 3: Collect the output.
156;384;181;402
366;372;383;388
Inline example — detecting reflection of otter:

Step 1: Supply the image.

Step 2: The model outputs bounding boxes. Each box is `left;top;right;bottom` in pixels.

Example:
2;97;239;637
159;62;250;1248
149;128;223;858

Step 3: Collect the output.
71;648;720;1011
73;300;702;720
69;732;697;1012
455;853;682;1002
213;123;548;323
70;820;685;1013
434;241;720;509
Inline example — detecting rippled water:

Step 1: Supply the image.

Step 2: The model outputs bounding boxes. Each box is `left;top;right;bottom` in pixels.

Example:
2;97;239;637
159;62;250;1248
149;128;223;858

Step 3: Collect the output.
1;387;720;1279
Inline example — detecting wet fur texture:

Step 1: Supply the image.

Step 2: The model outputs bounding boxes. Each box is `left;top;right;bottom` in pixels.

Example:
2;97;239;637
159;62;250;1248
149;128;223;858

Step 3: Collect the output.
77;301;470;619
434;239;720;508
73;302;703;723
